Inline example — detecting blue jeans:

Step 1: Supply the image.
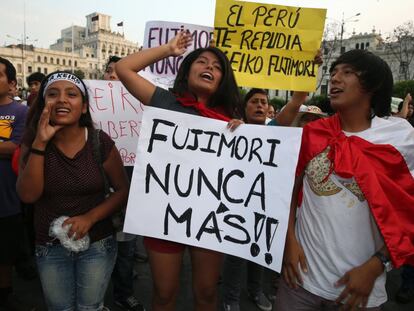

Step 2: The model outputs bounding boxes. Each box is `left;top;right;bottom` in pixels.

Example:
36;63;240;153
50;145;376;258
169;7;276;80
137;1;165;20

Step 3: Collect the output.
35;235;117;311
112;237;136;300
222;255;263;304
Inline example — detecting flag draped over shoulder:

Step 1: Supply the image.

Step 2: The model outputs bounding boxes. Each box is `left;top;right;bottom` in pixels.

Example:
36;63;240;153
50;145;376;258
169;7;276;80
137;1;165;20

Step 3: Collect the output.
295;114;414;268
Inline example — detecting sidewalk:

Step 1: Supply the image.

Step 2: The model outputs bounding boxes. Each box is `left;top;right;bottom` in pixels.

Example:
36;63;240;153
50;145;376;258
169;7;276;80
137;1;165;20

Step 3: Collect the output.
13;252;414;310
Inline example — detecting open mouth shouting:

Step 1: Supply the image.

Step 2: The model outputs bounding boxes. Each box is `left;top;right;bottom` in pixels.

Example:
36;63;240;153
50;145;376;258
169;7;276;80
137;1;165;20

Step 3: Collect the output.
54;106;71;116
329;87;343;98
254;109;265;117
200;72;214;82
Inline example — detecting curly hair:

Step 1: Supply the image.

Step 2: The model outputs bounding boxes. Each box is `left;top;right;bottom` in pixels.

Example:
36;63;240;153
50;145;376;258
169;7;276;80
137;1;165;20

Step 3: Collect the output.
330;49;393;117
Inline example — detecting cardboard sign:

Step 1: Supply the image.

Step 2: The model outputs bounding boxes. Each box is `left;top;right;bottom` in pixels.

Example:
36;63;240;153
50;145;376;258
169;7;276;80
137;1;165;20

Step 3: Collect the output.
124;106;302;272
214;0;326;91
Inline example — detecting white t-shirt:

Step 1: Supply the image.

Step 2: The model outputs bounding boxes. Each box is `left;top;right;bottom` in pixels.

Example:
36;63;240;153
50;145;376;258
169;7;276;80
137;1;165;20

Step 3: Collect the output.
296;126;387;307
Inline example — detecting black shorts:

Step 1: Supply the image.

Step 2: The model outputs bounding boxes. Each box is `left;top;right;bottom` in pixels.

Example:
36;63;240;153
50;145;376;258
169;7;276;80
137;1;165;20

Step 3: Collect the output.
0;213;24;264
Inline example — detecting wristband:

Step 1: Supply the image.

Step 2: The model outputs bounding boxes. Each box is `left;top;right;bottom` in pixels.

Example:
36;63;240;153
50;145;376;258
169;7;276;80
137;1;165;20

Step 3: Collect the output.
373;251;393;272
30;147;46;156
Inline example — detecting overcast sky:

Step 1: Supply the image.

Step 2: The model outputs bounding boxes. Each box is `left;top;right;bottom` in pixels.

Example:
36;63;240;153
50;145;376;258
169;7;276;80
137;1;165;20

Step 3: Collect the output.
1;0;413;48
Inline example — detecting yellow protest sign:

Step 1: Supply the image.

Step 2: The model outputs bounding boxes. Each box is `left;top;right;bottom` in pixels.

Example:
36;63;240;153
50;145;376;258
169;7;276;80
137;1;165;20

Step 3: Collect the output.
214;0;326;91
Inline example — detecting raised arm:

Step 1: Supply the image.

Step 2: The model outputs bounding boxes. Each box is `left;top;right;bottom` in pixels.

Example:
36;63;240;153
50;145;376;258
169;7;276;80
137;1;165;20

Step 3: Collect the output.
275;92;308;126
395;93;412;119
17;101;63;203
116;31;192;105
275;50;322;126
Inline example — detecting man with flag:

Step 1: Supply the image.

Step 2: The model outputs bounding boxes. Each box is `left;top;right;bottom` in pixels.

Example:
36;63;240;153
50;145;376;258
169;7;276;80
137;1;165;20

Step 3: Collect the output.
278;49;414;310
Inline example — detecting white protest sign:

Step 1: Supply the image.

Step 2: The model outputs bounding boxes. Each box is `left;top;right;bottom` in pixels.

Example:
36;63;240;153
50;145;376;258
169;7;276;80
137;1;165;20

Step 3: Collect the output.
124;106;302;272
85;80;144;166
142;21;214;89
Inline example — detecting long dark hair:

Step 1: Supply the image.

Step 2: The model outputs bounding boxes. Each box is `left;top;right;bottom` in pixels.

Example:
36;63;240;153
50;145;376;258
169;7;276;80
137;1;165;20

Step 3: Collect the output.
23;70;93;148
172;47;243;118
330;50;393;117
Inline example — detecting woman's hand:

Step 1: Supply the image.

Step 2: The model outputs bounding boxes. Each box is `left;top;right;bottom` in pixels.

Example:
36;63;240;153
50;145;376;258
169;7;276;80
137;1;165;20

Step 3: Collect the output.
33;101;63;148
227;119;244;131
63;214;95;240
167;31;193;57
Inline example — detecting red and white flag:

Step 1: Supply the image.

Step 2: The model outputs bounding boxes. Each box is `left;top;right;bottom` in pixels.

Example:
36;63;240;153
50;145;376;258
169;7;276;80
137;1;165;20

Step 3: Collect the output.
296;114;414;268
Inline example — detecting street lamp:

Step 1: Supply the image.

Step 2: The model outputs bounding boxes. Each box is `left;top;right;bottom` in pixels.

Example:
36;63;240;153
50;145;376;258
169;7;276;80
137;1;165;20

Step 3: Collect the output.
339;13;361;54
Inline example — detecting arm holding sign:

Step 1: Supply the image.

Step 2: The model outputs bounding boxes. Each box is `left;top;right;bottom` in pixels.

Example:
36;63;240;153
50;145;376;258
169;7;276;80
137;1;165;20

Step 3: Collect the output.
116;32;193;105
275;92;308;126
274;50;322;126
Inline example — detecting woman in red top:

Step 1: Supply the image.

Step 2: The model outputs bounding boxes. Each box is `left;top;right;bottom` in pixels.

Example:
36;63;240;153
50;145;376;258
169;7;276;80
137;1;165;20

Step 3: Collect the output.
116;32;243;311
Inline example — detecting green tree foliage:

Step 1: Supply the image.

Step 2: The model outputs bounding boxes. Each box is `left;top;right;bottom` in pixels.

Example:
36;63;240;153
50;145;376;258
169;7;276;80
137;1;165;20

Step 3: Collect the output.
385;21;414;81
306;94;334;115
269;97;286;110
239;88;247;99
73;69;85;79
306;95;328;106
393;80;414;98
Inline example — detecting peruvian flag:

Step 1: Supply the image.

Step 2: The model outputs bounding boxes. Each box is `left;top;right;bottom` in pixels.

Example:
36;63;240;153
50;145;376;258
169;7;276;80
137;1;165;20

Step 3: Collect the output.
296;114;414;268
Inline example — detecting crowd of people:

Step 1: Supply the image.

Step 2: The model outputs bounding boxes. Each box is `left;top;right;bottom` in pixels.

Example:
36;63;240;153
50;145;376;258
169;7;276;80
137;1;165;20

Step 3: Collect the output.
0;29;413;311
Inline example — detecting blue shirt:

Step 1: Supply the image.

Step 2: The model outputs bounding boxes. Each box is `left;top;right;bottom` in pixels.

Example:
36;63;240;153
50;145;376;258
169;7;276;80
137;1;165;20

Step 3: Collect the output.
0;101;28;217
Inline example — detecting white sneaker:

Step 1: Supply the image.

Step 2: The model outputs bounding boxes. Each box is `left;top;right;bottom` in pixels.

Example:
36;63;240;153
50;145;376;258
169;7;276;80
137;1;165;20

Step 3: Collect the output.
249;292;272;311
223;302;240;311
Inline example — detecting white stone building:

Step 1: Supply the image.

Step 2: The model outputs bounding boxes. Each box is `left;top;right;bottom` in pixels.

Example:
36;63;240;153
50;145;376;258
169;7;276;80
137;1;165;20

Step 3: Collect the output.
316;29;414;97
0;12;139;89
269;29;414;101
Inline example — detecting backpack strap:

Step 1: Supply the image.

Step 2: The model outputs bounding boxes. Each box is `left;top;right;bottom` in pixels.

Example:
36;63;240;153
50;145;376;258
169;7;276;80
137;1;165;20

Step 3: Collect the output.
91;129;110;195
